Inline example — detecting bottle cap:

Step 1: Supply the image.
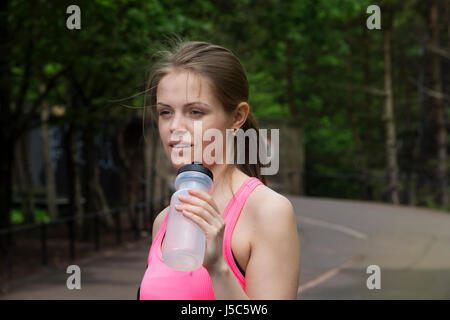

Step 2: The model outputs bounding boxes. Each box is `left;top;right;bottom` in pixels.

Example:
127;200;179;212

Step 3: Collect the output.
177;161;213;181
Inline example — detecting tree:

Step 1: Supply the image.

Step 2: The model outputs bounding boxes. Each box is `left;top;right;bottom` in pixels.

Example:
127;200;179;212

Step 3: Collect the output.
382;5;400;204
0;0;66;239
429;0;448;208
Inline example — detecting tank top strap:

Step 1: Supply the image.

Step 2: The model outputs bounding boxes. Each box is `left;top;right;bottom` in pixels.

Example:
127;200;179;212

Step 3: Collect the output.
148;212;169;266
222;177;263;220
224;177;263;222
222;177;263;285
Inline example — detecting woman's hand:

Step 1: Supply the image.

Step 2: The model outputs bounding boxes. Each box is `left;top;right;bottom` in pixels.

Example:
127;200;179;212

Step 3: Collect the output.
176;189;227;272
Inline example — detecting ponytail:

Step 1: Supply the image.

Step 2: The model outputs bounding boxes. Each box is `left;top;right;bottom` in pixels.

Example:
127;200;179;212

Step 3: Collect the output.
235;113;267;185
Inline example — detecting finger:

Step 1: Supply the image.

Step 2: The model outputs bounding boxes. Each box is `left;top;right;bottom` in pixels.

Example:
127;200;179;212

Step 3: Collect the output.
175;204;214;225
181;210;215;234
178;193;217;217
186;189;221;215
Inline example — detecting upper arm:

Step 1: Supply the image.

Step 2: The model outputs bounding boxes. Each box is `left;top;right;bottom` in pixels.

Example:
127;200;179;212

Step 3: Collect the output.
245;195;301;300
152;206;170;243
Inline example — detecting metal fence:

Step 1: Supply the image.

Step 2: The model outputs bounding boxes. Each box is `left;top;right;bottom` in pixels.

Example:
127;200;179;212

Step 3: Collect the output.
1;169;445;281
0;193;171;280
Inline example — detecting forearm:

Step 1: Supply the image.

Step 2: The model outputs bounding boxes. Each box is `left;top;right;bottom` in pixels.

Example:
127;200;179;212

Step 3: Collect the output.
208;260;250;300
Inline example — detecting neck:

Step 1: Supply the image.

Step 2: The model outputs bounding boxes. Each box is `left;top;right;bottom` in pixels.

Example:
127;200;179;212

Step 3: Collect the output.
209;164;235;195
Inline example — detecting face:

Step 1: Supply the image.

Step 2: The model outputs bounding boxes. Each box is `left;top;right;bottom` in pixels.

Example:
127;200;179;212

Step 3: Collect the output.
156;71;233;170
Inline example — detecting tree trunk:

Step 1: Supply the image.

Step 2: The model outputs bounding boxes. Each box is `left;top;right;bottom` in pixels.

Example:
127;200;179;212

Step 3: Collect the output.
64;124;76;220
83;127;113;232
0;136;13;253
362;27;374;201
117;123;130;226
144;122;158;234
40;92;58;220
64;121;84;228
73;132;84;229
116;121;138;231
0;0;13;254
410;37;427;207
65;81;85;230
383;19;400;205
295;128;305;196
430;1;448;208
144;132;151;231
15;133;34;224
346;41;370;201
285;38;305;195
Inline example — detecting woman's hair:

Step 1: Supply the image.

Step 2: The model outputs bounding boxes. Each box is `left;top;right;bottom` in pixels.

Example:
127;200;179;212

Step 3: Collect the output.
144;38;266;184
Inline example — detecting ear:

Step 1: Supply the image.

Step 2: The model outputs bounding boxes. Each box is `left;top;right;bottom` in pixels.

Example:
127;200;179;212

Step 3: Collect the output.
232;102;250;129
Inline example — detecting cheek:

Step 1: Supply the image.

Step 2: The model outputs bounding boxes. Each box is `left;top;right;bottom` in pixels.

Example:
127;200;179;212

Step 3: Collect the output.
158;125;166;143
203;114;229;132
158;123;170;151
202;116;230;142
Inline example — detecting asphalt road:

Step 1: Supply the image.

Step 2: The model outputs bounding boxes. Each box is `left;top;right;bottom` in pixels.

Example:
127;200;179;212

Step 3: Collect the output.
291;196;450;299
1;195;450;300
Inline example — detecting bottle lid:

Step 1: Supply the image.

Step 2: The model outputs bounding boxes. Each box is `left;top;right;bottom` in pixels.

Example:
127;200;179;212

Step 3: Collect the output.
177;161;213;181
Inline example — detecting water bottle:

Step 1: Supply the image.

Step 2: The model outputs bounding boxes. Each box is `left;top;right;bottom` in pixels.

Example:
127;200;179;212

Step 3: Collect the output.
162;161;214;271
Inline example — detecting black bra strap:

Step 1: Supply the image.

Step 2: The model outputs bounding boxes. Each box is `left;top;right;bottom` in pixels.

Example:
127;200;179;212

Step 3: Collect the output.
231;250;246;277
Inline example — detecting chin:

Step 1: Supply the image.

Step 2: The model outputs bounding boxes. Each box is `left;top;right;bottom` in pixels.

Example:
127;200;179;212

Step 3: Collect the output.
169;157;193;170
172;162;189;170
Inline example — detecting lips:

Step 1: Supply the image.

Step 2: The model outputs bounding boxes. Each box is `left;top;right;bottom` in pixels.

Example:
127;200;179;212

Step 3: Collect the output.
169;141;193;148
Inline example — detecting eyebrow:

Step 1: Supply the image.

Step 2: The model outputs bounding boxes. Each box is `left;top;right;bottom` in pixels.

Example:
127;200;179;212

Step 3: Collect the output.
156;101;211;108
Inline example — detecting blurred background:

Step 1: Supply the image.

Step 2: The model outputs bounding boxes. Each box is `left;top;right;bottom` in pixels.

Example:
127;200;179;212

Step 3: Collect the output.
0;0;449;299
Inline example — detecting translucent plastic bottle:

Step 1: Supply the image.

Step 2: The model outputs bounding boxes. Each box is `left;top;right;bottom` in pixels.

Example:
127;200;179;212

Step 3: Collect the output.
162;161;213;271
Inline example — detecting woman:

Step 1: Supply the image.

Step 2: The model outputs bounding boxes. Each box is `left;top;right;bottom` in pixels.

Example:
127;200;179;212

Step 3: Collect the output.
138;40;300;300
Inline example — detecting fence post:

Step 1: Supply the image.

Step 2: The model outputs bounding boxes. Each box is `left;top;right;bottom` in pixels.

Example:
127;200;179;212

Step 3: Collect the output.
149;200;154;231
142;202;147;232
41;223;47;266
7;227;13;279
160;177;166;211
68;219;75;260
134;205;140;240
115;209;121;246
94;214;100;251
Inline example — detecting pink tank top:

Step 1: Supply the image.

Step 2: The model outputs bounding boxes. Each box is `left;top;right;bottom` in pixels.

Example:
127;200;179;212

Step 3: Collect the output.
139;177;263;300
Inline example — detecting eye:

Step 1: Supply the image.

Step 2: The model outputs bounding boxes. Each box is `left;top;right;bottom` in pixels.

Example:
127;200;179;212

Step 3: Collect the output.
158;110;171;117
190;109;204;116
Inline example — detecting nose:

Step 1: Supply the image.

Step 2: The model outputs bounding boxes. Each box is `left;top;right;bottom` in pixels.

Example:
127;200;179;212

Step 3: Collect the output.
169;111;187;136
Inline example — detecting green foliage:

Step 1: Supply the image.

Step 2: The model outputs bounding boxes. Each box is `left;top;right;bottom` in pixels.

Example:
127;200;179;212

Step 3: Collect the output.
10;209;23;225
305;114;355;173
248;72;289;118
4;0;444;209
10;208;50;225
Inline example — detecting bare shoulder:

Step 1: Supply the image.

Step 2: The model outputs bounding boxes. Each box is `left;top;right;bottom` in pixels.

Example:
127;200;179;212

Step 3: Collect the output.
245;184;297;237
243;183;300;299
247;184;295;219
152;206;170;242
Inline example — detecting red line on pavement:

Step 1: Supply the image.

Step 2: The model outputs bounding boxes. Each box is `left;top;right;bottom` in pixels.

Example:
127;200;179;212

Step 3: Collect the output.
298;255;364;295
